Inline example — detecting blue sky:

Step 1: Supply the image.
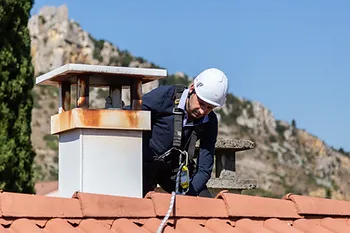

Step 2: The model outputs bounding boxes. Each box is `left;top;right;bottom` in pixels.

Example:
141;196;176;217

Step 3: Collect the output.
31;0;350;151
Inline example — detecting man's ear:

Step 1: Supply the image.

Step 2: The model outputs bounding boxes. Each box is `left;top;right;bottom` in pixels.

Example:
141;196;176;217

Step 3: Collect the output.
187;83;195;98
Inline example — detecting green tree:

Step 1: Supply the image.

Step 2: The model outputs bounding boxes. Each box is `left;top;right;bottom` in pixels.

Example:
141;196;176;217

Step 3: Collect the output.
0;0;36;193
291;119;297;136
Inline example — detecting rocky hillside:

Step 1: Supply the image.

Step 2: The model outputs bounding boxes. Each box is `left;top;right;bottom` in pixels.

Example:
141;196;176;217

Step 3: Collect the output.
28;5;350;200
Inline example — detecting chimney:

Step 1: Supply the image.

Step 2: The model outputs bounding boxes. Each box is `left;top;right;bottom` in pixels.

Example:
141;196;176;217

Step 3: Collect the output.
36;64;167;198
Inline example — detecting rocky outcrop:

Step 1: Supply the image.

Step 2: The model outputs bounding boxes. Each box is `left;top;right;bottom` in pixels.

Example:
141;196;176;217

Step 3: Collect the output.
215;96;350;200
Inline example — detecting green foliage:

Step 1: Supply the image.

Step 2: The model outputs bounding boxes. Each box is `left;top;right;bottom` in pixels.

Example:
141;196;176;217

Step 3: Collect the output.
92;38;105;62
33;163;44;181
43;134;58;151
109;56;119;65
119;50;133;67
108;50;134;67
32;90;42;108
242;101;254;118
325;188;332;199
275;120;287;138
269;135;277;143
135;56;145;63
337;147;350;157
72;21;80;28
50;167;58;180
215;94;246;125
291;119;297;136
38;15;46;24
307;174;318;186
149;62;162;69
159;74;191;86
0;0;36;193
331;179;339;190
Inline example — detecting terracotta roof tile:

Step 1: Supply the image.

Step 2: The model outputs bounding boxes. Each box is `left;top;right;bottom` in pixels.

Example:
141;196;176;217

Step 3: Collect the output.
78;219;112;233
205;219;242;232
0;190;349;232
73;192;154;218
216;190;302;218
9;219;42;233
264;218;303;233
146;192;228;218
0;225;7;233
293;219;334;233
143;218;179;233
0;192;82;218
320;218;350;233
176;218;214;233
45;219;81;233
111;218;149;233
235;218;275;233
285;193;350;216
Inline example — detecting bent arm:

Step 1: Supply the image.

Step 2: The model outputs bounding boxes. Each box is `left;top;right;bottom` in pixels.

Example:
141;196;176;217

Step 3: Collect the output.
187;118;218;196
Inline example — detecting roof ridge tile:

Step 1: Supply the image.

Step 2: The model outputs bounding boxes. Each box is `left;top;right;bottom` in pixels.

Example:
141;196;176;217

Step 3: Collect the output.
73;191;156;218
284;193;350;216
216;191;302;219
0;191;82;218
146;191;228;218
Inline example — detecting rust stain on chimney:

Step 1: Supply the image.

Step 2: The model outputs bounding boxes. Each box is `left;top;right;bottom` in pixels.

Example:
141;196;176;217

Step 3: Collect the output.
79;109;102;127
66;110;72;128
51;109;73;134
123;110;139;128
51;108;150;134
78;109;140;129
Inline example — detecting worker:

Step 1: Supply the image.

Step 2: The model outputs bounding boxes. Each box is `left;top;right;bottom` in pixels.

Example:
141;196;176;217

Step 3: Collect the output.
141;68;229;197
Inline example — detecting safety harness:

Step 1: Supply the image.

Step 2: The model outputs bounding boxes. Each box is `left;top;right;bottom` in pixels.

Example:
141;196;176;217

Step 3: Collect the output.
172;85;185;149
156;85;198;233
172;85;192;194
173;85;198;163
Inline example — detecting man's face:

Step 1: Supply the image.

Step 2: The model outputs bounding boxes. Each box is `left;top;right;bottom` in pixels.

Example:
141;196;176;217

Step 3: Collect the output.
187;85;216;119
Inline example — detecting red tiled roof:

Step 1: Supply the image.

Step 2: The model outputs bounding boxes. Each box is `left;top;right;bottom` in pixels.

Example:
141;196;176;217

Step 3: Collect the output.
0;190;350;232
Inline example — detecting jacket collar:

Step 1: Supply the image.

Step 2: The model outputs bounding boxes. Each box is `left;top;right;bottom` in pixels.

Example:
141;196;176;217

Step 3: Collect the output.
178;88;209;126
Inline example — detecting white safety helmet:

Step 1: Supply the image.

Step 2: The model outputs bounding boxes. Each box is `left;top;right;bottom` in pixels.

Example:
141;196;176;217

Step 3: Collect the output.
193;68;229;107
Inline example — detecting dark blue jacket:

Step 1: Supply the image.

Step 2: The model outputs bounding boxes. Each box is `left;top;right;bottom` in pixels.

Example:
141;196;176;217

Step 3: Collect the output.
142;85;218;195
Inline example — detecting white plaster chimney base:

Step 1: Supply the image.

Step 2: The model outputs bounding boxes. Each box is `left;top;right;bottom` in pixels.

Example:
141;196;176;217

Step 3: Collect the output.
58;128;142;198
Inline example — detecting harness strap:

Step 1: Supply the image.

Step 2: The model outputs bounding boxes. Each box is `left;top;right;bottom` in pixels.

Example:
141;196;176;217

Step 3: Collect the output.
187;130;197;162
172;85;186;148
